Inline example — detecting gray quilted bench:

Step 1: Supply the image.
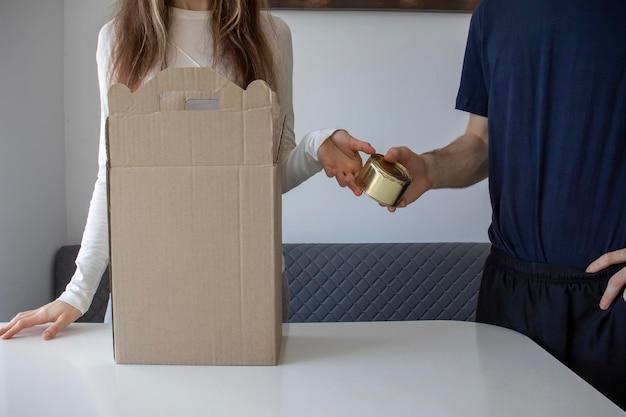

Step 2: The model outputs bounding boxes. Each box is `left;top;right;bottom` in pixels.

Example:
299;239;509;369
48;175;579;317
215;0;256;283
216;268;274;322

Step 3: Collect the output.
54;242;491;323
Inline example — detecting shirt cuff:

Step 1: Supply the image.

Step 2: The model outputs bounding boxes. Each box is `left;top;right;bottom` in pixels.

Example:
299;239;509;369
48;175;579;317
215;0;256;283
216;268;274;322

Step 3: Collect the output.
304;128;340;161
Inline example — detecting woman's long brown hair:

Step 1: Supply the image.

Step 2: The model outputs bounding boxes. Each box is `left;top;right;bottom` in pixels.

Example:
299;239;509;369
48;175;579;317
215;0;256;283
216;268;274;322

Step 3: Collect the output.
110;0;275;91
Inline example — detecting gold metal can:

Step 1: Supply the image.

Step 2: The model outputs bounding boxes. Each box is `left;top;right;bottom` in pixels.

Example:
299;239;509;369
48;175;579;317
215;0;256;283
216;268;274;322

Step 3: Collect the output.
355;154;412;207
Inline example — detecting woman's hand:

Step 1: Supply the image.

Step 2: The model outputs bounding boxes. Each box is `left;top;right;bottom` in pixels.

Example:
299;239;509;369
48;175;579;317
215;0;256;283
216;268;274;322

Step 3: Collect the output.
586;248;626;310
317;129;376;195
0;300;82;340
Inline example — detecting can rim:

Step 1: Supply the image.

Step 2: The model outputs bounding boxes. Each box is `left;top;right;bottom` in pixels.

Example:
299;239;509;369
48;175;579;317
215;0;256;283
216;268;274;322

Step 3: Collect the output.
369;154;412;185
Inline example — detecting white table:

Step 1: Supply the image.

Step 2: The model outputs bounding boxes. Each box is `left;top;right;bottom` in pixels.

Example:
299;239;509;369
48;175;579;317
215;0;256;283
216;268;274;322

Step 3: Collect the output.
1;321;623;417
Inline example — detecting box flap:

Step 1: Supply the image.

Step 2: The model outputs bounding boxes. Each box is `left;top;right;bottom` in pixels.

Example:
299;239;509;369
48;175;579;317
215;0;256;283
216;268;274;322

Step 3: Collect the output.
107;68;281;166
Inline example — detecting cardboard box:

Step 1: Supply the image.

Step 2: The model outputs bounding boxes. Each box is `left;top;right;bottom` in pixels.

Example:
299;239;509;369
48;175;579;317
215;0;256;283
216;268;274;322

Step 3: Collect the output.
106;67;283;365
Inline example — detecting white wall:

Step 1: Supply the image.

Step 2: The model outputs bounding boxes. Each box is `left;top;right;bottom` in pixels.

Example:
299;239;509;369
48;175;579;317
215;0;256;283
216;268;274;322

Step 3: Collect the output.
0;1;67;320
63;5;491;246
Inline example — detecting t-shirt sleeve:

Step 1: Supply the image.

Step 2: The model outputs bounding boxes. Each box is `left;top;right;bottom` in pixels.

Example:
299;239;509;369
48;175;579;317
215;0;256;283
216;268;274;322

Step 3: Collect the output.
58;21;114;314
269;14;329;193
455;9;489;117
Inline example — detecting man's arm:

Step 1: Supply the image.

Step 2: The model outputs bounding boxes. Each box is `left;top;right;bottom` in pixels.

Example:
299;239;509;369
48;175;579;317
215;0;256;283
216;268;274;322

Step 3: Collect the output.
383;113;489;211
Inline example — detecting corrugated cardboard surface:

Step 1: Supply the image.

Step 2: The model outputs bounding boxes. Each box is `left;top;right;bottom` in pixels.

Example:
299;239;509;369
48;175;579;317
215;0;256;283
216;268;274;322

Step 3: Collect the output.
106;68;282;365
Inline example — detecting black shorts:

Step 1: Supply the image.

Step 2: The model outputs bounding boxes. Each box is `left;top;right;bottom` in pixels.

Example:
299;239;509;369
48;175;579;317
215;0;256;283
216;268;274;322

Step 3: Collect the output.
477;246;626;410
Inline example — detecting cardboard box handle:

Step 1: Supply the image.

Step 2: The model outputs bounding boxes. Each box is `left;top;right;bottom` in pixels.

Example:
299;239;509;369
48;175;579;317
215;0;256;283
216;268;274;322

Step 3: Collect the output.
184;99;219;111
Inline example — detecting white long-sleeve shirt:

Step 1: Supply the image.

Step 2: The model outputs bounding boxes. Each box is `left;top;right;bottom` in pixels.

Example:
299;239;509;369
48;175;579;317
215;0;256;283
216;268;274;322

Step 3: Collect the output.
59;8;335;314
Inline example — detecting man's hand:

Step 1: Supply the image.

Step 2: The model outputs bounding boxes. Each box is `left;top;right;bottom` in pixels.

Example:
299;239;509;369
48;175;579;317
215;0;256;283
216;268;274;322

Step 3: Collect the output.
586;248;626;309
0;300;82;340
382;147;434;212
382;114;489;212
317;129;376;195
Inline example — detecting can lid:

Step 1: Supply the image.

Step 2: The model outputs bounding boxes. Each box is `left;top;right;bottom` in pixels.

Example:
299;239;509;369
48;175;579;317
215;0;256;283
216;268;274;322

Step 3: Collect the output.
371;154;412;184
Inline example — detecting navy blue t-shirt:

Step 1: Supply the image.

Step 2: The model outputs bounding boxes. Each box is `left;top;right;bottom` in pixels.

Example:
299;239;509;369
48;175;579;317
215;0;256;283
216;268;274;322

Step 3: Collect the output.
456;0;626;269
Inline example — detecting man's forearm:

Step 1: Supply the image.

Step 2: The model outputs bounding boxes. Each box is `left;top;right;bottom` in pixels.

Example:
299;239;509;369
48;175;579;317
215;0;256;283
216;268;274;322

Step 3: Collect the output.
423;132;489;190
